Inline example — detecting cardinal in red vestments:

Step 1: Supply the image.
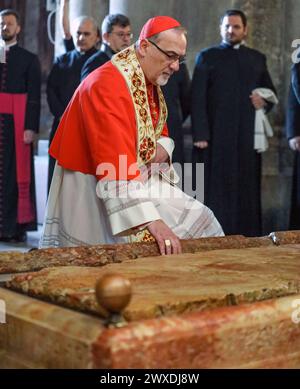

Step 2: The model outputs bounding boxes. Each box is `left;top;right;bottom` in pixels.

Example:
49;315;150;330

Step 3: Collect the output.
41;16;223;253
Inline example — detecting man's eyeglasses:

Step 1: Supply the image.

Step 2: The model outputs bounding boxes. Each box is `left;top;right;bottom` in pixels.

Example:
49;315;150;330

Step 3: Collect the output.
110;32;133;39
148;39;186;64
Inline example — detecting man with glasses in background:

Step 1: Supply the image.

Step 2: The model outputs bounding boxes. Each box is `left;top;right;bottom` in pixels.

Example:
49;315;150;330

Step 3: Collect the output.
41;16;223;253
81;13;132;80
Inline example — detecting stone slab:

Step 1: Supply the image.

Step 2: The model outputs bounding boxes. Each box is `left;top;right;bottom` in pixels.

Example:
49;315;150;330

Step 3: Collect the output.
1;230;300;274
1;287;300;368
1;235;300;368
6;244;300;321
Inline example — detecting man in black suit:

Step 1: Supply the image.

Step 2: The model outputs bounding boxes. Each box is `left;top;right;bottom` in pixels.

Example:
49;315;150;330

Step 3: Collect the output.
161;63;190;166
81;14;132;80
47;16;100;192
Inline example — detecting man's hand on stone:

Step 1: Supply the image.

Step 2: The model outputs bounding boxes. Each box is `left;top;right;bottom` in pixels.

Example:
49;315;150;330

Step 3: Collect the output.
148;220;182;256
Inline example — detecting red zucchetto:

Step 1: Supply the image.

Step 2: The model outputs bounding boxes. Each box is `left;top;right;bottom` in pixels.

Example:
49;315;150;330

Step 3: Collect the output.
139;16;181;40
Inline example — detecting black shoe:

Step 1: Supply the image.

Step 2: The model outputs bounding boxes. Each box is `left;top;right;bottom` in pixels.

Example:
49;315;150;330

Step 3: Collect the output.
0;233;26;243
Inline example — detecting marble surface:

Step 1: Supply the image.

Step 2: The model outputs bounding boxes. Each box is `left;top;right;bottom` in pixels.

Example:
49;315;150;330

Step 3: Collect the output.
2;231;300;274
6;244;300;320
1;286;300;368
1;232;300;368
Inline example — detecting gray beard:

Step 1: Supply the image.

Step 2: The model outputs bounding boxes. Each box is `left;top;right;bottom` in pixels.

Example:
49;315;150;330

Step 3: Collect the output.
156;75;170;86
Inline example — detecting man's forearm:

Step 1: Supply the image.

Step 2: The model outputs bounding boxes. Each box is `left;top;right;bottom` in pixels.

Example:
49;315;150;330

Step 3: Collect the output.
60;0;71;39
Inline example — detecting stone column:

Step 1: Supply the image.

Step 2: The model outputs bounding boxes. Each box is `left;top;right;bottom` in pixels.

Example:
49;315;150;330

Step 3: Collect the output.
68;0;109;22
22;1;55;138
24;0;39;54
55;0;109;56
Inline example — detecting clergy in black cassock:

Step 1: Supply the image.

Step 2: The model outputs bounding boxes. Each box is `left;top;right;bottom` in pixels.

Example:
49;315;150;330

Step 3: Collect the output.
46;16;99;192
286;62;300;229
191;9;276;237
162;63;191;166
0;9;41;242
63;34;113;82
81;14;132;81
80;42;115;81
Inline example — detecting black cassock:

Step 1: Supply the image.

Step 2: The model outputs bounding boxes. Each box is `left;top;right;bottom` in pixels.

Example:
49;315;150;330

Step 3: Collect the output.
81;43;115;81
191;43;275;236
0;44;41;238
47;47;97;190
286;63;300;229
161;63;191;166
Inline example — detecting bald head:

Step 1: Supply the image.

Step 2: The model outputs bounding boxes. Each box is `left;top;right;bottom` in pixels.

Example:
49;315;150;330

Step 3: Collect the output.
71;16;100;53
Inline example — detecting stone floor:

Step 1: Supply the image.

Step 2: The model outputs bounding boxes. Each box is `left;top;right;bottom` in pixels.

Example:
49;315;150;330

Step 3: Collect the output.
0;226;42;252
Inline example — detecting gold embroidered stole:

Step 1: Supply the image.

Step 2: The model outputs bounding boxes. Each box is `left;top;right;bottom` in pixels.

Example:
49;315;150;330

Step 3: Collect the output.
112;46;168;243
111;45;168;167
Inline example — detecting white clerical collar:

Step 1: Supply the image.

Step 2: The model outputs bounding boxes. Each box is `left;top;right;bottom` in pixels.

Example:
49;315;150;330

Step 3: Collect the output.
222;40;246;49
5;41;17;50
